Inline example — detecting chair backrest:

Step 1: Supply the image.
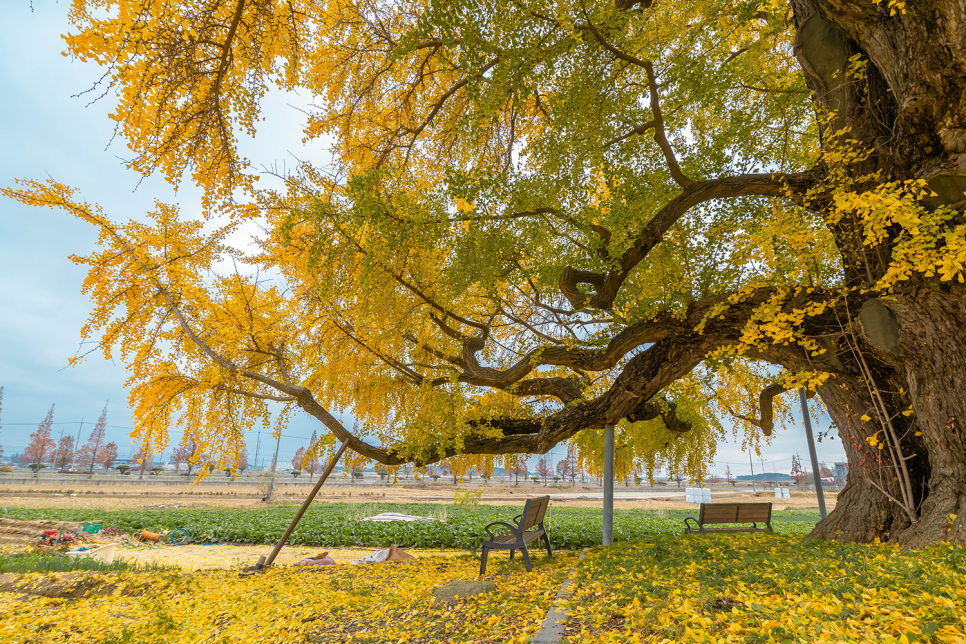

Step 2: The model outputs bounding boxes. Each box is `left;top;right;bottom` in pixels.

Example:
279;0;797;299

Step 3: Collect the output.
520;496;551;530
736;503;772;523
699;502;772;525
700;503;739;524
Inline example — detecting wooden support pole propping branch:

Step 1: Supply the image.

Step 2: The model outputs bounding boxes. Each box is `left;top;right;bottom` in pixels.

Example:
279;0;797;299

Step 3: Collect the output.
261;439;351;569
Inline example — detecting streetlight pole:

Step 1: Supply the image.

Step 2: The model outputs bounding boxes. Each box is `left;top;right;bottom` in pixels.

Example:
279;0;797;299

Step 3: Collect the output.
748;450;756;493
800;388;828;519
603;424;614;546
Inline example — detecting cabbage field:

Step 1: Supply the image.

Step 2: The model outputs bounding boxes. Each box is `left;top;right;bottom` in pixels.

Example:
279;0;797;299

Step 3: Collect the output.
1;503;818;549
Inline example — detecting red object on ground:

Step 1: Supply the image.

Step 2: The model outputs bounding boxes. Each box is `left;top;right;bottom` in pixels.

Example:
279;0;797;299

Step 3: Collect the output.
42;530;58;536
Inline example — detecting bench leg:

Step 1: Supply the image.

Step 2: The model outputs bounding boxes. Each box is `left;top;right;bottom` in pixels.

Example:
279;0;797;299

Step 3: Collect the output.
479;545;489;576
542;533;553;558
509;549;514;561
521;546;532;572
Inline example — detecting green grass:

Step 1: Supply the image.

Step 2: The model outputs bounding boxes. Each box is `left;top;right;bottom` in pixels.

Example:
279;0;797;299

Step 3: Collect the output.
0;503;818;549
0;553;137;574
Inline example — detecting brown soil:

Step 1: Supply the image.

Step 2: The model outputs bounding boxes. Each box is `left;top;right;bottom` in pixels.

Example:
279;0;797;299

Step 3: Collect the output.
0;518;92;545
0;480;837;511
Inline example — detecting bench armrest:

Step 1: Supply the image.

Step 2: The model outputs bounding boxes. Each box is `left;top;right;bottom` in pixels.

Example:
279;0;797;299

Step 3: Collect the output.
683;516;700;533
484;521;520;540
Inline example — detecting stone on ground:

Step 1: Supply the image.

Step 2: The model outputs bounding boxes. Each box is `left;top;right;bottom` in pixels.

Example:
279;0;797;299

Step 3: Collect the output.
432;580;497;601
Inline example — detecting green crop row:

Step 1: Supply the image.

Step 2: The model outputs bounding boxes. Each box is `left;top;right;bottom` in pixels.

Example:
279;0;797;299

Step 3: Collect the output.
1;504;817;549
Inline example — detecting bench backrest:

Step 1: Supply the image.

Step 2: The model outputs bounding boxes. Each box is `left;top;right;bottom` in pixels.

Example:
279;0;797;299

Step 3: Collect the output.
700;502;771;524
520;496;550;530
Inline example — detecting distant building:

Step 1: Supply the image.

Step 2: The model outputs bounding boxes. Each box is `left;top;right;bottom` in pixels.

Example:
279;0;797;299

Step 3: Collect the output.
833;462;849;484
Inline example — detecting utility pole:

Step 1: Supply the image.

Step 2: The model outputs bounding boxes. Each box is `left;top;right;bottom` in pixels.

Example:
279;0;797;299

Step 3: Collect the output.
760;456;766;485
253;431;261;477
800;388;828;519
69;418;84;472
265;429;283;502
749;451;757;493
54;426;66;471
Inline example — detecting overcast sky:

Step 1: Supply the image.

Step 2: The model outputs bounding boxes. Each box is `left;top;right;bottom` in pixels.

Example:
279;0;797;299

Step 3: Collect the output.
0;2;848;476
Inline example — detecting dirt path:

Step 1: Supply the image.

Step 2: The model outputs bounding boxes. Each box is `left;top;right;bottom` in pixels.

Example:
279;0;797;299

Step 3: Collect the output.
117;544;468;570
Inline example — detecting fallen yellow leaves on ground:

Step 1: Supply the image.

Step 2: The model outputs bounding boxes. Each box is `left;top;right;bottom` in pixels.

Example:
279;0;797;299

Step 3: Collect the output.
6;534;965;643
565;534;966;643
0;549;576;643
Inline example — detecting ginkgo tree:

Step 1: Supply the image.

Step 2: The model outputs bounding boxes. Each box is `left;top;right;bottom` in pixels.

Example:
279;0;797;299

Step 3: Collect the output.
6;0;966;546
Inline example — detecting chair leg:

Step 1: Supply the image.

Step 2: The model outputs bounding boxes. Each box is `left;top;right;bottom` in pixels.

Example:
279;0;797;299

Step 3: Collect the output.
509;549;514;560
521;546;532;572
479;545;489;576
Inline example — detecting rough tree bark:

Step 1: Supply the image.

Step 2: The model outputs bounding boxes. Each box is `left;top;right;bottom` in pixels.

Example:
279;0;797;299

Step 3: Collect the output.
789;0;966;546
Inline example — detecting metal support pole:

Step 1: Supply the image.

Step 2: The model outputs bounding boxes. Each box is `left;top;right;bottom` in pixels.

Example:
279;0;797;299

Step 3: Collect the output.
603;424;615;546
800;388;828;519
263;439;350;568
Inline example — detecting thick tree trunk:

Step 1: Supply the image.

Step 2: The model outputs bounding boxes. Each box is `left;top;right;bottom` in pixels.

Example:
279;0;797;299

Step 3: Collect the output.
786;0;966;545
807;286;966;546
886;286;966;547
808;371;906;542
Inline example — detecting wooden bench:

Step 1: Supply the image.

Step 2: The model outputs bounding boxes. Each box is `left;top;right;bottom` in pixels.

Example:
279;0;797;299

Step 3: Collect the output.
684;502;773;534
479;495;552;575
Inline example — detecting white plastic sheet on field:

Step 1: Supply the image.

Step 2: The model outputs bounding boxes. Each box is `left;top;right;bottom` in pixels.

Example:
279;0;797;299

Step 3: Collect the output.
361;512;440;522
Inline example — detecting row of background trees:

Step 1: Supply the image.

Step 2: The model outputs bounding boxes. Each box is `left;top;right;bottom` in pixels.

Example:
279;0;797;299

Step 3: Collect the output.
1;388;255;477
0;386;834;484
12;402;118;475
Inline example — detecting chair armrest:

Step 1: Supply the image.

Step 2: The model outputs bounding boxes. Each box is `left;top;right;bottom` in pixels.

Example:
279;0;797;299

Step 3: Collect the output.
484;521;520;540
683;516;699;532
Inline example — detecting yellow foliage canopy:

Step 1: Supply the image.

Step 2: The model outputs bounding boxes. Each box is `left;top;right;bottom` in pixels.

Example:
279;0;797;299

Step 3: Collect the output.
6;0;962;478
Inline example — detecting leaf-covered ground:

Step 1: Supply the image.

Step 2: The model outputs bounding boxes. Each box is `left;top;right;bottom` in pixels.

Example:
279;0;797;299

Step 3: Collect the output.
2;532;965;642
565;535;966;643
0;504;817;549
0;550;576;643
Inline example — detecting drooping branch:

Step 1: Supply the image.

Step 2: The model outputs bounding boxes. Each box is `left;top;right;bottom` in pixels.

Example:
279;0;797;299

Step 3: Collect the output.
719;383;815;436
